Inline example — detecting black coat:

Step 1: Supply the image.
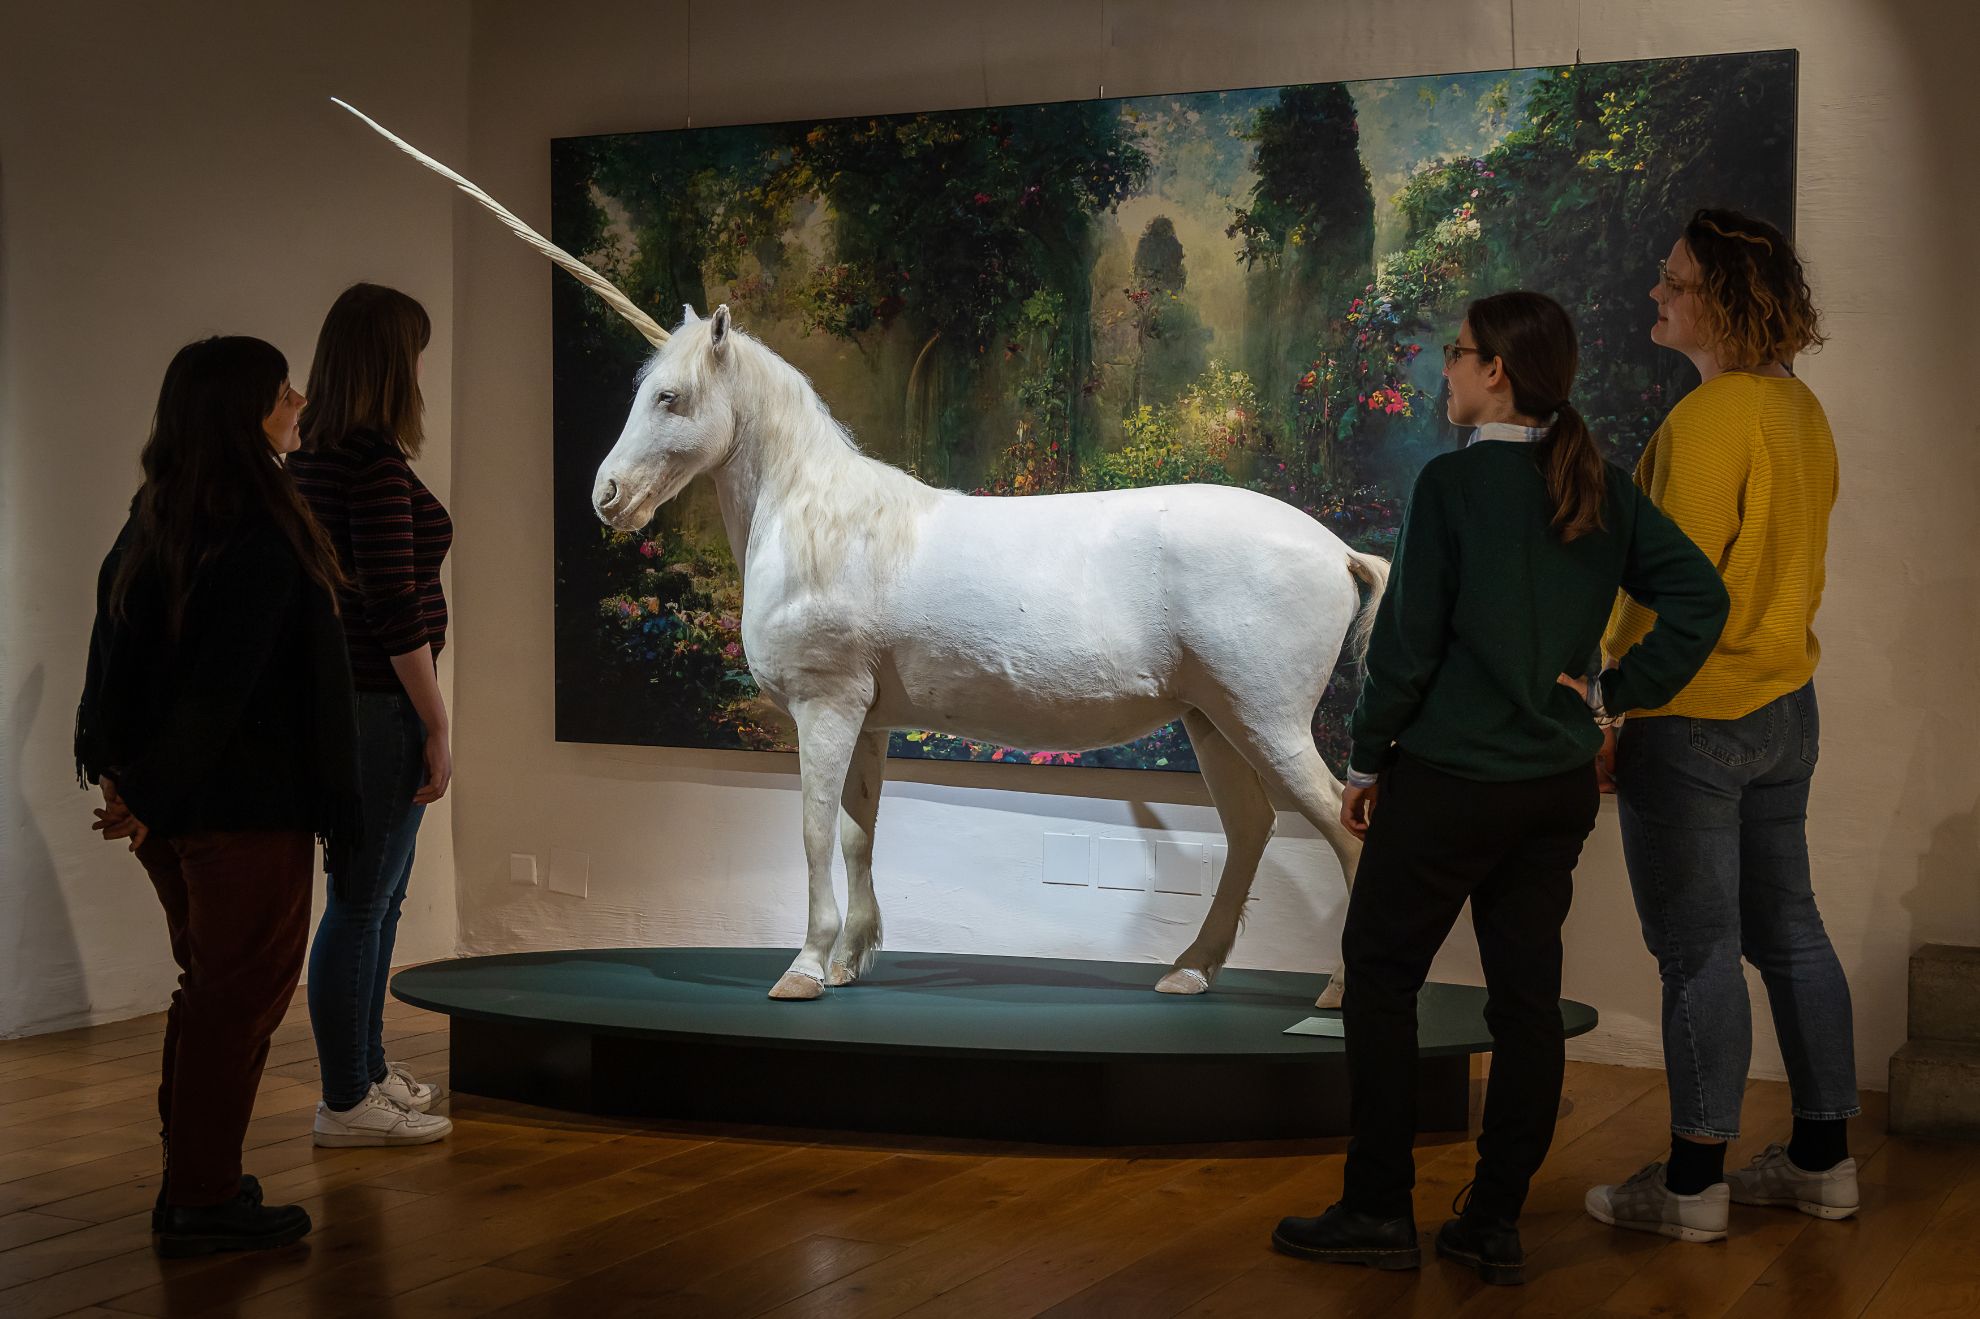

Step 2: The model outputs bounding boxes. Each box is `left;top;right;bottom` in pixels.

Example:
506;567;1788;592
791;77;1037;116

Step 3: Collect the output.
75;512;362;872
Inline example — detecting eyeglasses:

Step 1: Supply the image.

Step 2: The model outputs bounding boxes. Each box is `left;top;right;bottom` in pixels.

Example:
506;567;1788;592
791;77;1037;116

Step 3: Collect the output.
1656;259;1694;296
1441;344;1484;367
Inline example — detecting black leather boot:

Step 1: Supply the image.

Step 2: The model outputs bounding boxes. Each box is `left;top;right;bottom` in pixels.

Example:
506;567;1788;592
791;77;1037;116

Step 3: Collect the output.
152;1172;262;1234
154;1184;308;1258
1435;1212;1525;1285
1271;1202;1420;1270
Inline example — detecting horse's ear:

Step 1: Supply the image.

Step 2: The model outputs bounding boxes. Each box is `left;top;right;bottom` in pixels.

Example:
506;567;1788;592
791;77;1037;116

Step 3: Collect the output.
679;303;699;329
709;304;732;355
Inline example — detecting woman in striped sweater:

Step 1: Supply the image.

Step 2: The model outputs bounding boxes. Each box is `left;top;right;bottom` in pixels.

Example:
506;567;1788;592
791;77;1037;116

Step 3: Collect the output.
1585;210;1858;1241
290;284;454;1148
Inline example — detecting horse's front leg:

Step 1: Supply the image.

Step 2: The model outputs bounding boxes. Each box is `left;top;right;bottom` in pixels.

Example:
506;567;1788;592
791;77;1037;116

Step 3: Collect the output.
769;700;866;1001
828;730;887;986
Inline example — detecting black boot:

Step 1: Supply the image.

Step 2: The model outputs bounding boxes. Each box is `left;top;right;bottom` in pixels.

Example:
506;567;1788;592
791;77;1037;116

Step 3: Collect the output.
1271;1203;1420;1270
154;1184;308;1259
152;1173;263;1234
1435;1213;1524;1286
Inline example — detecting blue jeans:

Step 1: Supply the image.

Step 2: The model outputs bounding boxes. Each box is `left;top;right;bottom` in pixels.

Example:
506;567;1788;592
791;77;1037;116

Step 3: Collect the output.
1616;682;1858;1140
308;690;427;1109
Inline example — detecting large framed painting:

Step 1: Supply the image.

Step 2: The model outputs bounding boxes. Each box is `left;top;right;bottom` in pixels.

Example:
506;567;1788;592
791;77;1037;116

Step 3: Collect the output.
549;50;1796;771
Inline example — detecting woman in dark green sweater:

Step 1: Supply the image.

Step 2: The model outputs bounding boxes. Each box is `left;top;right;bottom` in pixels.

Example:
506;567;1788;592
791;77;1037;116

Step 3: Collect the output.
1272;291;1728;1285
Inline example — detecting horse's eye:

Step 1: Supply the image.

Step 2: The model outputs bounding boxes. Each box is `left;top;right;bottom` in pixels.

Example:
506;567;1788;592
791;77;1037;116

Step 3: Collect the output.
655;390;677;407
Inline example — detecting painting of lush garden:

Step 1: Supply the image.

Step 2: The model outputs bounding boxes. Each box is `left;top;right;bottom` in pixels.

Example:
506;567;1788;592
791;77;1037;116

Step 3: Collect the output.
550;50;1796;772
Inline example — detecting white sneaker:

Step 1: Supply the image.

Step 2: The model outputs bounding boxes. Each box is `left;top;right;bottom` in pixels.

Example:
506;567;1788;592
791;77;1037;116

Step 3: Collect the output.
1727;1143;1859;1220
376;1060;444;1114
314;1084;453;1148
1585;1161;1729;1242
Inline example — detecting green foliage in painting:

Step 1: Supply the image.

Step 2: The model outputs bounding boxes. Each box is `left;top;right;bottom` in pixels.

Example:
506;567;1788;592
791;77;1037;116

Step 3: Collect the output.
549;52;1797;774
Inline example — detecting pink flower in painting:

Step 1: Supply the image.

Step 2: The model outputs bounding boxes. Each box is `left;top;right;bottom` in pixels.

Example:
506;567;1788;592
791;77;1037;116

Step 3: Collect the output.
722;642;742;659
638;541;658;559
973;192;993;206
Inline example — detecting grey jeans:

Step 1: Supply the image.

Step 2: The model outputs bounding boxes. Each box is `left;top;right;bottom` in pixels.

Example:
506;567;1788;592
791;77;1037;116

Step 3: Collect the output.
1616;682;1859;1140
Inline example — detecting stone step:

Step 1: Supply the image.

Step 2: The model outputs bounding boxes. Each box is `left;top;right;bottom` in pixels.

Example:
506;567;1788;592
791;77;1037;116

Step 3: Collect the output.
1909;944;1980;1045
1889;1039;1980;1139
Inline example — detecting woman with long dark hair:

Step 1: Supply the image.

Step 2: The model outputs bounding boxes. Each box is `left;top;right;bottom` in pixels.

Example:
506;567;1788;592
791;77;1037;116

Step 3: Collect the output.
289;283;454;1146
1271;291;1728;1285
1585;209;1856;1241
76;335;360;1256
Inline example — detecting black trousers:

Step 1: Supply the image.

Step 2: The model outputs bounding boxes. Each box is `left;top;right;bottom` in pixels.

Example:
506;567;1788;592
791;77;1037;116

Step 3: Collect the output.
1340;753;1599;1223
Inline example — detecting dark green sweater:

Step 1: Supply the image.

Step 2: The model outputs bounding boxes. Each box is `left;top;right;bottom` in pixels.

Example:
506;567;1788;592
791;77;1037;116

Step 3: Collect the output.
1348;437;1729;782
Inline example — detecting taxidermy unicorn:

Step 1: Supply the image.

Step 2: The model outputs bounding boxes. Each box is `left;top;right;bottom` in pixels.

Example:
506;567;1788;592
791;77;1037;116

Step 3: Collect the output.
336;99;1389;1007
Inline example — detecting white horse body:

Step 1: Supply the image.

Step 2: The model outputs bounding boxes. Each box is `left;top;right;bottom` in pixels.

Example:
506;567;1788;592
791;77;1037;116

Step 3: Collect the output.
597;308;1385;1004
747;484;1363;755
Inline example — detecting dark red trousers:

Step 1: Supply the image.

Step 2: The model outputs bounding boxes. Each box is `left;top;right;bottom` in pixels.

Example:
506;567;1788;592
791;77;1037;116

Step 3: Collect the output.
136;830;313;1208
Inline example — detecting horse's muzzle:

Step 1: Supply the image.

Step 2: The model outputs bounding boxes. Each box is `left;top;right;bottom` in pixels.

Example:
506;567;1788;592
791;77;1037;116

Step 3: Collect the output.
593;476;631;527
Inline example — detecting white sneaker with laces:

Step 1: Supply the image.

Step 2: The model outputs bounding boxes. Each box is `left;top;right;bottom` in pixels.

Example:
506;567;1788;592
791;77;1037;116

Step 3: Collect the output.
313;1084;453;1148
1585;1161;1729;1242
1727;1143;1859;1220
376;1060;443;1114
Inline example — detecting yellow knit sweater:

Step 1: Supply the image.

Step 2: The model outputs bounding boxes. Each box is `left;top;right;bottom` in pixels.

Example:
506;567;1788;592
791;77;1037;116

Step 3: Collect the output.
1604;372;1838;719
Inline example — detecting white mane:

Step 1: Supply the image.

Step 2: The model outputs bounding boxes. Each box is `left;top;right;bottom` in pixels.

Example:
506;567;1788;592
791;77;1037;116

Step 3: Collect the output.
708;322;941;587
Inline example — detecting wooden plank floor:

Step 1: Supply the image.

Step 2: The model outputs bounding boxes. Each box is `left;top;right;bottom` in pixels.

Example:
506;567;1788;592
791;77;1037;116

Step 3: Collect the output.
2;992;1975;1318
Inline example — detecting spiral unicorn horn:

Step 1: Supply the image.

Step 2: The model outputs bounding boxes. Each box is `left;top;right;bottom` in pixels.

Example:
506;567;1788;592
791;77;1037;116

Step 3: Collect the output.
330;97;669;347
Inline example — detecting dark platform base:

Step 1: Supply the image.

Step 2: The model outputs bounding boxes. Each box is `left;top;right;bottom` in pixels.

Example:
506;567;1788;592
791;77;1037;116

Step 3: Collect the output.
393;948;1597;1145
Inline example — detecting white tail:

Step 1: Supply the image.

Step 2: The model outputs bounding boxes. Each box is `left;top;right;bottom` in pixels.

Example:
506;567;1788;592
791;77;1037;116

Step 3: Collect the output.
1344;548;1390;665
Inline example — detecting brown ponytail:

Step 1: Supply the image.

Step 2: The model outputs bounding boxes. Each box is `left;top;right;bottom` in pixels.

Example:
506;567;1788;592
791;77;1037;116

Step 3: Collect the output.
1465;291;1608;542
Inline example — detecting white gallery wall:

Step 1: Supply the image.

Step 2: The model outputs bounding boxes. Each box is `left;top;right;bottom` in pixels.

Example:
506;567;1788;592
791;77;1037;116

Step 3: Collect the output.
4;0;1976;1102
0;1;470;1037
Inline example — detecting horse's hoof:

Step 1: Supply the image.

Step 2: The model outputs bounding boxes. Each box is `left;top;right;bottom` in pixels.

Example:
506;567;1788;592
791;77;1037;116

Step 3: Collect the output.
1313;978;1345;1010
826;963;858;987
1156;967;1212;995
768;972;825;1000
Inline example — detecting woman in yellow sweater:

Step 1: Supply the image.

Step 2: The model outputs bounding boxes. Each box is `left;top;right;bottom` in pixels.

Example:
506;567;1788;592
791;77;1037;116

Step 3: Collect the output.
1585;209;1858;1242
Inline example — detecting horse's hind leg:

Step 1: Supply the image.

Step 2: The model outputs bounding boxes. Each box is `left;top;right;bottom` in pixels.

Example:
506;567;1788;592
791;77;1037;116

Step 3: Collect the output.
828;730;887;986
1236;729;1364;1008
1157;709;1277;995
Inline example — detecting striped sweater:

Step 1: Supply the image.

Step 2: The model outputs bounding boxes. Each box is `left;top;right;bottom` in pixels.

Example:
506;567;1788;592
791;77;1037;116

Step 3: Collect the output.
1604;372;1838;719
288;430;452;692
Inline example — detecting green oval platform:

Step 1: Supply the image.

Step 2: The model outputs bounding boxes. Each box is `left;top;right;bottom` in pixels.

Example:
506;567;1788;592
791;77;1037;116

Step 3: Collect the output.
393;948;1597;1144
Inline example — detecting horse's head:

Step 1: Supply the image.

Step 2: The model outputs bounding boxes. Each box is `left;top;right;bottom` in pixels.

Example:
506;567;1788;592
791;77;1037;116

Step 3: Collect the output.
592;304;738;531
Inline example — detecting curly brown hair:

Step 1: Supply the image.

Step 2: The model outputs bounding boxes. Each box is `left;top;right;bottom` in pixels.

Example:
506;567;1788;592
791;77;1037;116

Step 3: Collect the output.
1683;208;1826;368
